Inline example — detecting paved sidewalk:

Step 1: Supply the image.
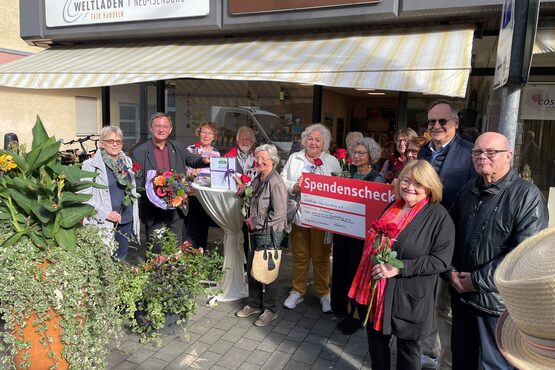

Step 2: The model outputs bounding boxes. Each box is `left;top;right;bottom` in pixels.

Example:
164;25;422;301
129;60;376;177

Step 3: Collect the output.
108;231;375;369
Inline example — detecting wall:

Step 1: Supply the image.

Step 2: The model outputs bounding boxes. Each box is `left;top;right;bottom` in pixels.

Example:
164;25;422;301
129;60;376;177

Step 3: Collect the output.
0;87;101;148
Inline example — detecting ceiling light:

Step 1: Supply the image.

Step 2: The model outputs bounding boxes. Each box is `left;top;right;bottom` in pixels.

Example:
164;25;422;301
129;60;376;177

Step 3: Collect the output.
367;92;386;95
356;88;375;91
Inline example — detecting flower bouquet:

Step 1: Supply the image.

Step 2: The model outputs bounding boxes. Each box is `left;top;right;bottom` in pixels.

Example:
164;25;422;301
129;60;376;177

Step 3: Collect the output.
116;228;223;342
236;173;253;218
145;169;192;210
331;148;351;178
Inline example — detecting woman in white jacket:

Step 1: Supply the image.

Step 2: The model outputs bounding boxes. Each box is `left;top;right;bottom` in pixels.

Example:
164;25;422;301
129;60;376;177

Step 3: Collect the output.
81;126;140;260
281;123;340;313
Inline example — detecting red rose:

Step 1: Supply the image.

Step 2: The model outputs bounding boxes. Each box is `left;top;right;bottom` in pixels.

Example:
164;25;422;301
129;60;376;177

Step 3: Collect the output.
371;248;380;256
313;158;324;167
155;187;167;197
371;219;385;232
240;174;252;184
162;171;173;178
194;141;201;148
384;223;399;238
346;157;353;164
334;148;347;160
132;162;141;172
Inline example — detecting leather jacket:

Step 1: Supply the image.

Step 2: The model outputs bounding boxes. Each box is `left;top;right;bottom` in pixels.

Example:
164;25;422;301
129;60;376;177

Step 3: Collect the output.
449;169;548;315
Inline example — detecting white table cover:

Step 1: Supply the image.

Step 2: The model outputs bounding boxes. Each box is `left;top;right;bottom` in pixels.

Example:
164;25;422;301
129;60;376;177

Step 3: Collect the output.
192;182;247;302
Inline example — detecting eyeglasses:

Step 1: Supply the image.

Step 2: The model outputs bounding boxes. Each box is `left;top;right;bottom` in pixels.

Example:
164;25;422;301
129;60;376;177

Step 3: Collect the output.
428;118;455;126
200;131;214;136
406;148;419;155
400;177;424;189
255;156;271;162
103;139;123;146
152;124;171;130
395;139;408;144
352;151;368;156
470;149;509;158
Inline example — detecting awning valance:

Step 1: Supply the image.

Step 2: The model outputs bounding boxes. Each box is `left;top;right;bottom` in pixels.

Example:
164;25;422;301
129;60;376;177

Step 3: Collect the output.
0;25;474;97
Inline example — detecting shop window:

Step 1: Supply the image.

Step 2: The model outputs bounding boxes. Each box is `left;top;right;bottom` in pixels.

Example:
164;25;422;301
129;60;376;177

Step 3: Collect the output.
75;96;98;136
119;103;140;150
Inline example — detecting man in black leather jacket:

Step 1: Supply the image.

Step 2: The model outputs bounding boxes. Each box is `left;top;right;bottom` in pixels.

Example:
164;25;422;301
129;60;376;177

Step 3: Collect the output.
449;132;548;370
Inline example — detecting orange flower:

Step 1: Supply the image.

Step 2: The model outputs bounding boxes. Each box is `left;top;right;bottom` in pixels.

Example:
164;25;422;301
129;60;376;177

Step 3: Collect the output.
153;175;165;187
171;195;184;207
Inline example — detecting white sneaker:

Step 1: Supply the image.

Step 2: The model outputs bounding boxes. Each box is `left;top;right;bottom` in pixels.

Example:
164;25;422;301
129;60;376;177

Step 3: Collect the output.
320;294;332;313
283;291;303;309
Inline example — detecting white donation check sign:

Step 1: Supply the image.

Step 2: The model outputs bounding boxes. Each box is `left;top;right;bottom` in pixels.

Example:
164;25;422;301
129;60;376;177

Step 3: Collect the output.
300;173;394;239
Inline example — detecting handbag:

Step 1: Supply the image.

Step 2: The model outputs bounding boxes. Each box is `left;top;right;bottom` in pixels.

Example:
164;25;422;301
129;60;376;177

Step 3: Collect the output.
250;187;283;285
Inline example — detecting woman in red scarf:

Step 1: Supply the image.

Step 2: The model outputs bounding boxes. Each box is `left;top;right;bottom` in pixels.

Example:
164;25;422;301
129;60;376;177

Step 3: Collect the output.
380;128;417;183
349;160;454;370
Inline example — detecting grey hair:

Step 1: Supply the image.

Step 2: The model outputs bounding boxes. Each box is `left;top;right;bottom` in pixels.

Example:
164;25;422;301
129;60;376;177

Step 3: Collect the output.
255;144;280;166
349;137;382;164
236;125;256;142
345;131;363;146
149;112;173;128
428;99;459;119
99;125;123;141
301;123;331;152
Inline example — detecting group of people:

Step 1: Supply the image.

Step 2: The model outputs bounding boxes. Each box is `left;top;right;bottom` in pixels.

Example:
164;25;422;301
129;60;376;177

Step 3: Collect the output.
81;101;549;369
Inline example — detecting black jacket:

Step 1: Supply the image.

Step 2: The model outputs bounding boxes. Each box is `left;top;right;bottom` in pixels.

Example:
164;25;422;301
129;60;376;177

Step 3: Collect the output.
382;203;455;340
418;134;476;209
449;169;548;315
131;139;206;224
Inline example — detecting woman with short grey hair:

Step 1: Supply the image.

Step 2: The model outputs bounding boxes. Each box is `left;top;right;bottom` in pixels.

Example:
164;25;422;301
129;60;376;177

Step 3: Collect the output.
82;125;140;260
255;144;280;166
280;123;341;313
349;138;382;166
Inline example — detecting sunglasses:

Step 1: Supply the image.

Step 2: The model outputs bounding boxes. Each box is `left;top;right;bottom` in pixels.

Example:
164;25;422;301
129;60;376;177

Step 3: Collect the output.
428;118;455;126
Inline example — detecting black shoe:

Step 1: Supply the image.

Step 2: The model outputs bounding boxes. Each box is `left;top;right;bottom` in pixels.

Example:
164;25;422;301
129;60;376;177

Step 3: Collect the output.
340;316;362;335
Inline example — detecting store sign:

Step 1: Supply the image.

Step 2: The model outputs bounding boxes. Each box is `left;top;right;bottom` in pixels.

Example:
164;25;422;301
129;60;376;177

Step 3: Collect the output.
45;0;210;27
493;0;515;90
520;84;555;120
299;173;393;239
229;0;382;15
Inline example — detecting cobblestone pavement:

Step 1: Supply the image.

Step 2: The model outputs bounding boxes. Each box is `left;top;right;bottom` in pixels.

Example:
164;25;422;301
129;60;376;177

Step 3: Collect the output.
108;229;377;369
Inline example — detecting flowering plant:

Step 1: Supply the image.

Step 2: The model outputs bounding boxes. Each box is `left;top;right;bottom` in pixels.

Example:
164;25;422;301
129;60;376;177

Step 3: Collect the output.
236;173;253;217
363;219;404;327
147;170;192;209
331;148;351;178
116;228;223;342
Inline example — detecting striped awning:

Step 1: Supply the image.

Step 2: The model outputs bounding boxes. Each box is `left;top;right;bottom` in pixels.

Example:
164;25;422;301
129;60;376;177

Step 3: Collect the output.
0;25;474;97
534;28;555;54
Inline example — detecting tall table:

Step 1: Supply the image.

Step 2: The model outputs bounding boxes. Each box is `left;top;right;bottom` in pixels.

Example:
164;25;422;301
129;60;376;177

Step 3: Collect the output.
191;182;247;302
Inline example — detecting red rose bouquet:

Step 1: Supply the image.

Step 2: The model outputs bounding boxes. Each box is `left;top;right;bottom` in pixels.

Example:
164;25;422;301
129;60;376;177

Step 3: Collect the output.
331;148;351;178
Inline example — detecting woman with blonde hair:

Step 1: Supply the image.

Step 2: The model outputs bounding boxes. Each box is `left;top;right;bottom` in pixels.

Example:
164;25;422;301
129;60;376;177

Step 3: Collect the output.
349;160;454;370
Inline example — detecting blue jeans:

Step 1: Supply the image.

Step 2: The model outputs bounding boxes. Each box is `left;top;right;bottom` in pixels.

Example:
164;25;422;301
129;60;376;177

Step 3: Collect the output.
114;222;133;261
451;297;514;370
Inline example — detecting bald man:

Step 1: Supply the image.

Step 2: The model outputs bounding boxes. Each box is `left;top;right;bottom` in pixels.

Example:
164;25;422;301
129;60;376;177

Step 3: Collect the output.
448;132;548;370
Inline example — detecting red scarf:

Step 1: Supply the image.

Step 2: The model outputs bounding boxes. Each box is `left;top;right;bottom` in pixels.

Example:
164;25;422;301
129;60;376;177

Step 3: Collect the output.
348;197;428;331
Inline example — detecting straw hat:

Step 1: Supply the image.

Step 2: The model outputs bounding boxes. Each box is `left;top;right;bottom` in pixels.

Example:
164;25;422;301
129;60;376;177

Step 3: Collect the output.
494;226;555;370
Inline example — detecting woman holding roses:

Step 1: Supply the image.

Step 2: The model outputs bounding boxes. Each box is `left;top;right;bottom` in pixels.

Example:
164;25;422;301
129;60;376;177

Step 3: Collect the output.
281;124;341;313
349;160;454;370
235;144;287;327
332;137;384;334
82;126;140;260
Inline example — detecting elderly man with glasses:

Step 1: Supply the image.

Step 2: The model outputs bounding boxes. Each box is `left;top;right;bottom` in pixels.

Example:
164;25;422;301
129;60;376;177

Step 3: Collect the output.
418;99;476;369
448;132;547;370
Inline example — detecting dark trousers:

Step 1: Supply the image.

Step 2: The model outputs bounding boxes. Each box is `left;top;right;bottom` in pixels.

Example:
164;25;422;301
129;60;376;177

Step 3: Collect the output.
114;221;133;260
451;297;514;370
246;232;284;313
186;196;218;249
367;327;421;370
331;234;364;316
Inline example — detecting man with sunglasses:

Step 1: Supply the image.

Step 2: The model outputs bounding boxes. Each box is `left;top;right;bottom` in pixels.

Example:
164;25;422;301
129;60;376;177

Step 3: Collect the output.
418;100;476;369
448;132;547;369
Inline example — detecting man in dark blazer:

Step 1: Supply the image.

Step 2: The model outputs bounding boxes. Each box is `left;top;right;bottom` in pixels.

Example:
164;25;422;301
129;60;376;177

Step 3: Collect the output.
131;112;208;253
417;99;476;369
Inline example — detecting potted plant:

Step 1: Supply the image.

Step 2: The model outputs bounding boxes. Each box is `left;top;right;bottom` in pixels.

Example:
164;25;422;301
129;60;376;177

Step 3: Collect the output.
117;227;223;343
0;117;122;369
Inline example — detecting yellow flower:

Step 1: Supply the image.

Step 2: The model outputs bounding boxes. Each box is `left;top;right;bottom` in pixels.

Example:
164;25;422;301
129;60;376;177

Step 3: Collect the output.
0;154;17;172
